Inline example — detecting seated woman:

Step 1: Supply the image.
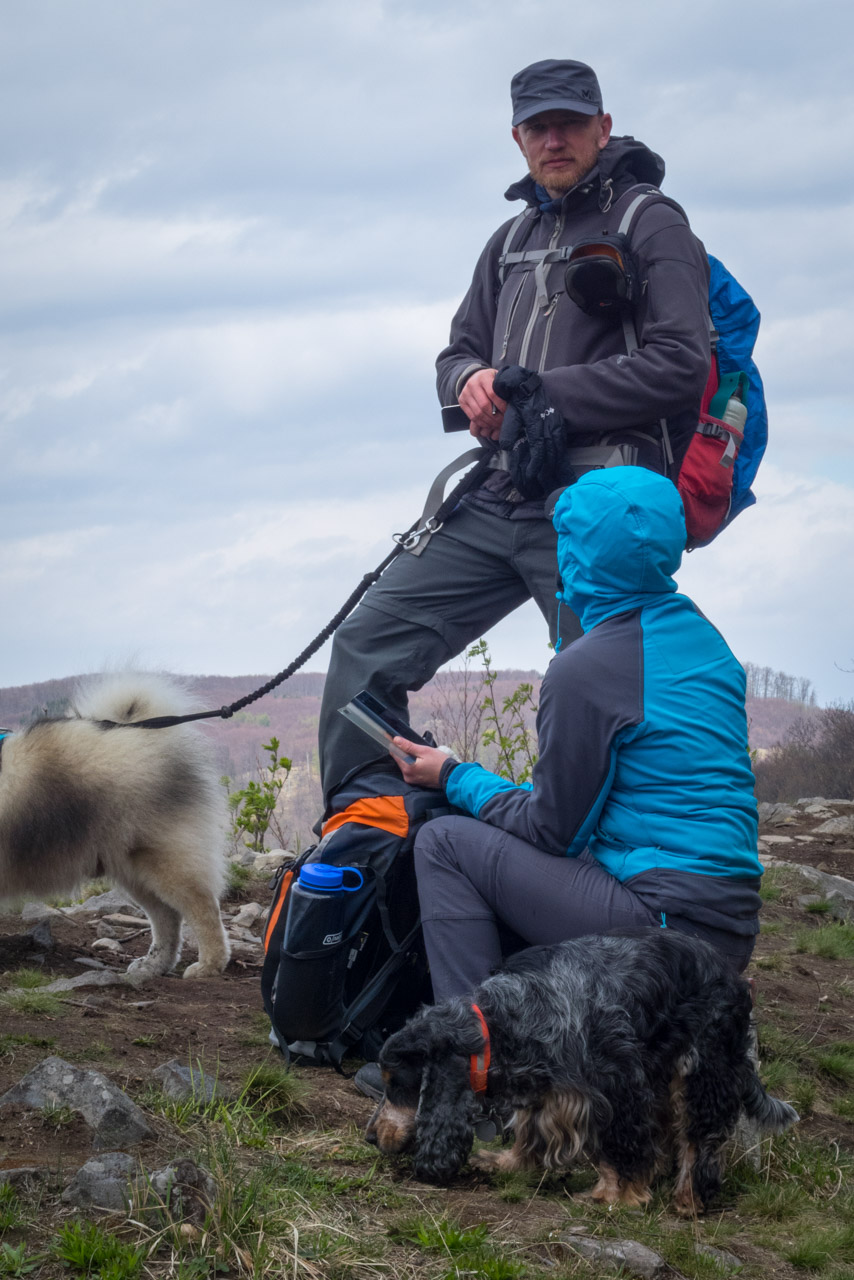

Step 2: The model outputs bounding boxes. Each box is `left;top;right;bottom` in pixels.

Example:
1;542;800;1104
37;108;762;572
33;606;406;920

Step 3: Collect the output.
395;465;762;1004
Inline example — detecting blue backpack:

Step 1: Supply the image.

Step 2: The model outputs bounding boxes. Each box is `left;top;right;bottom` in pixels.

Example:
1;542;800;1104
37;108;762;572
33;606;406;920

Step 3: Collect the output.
615;190;768;546
707;254;768;529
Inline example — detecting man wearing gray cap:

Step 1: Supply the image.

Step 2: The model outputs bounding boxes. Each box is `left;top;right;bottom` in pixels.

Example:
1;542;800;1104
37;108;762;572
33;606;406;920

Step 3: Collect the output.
318;58;710;814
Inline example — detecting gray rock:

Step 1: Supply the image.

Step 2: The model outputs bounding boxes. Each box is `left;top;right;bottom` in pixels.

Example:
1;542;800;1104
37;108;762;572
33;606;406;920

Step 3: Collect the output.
61;1152;139;1210
148;1159;217;1225
0;1056;154;1149
759;834;794;845
92;937;122;953
797;894;826;910
230;902;263;928
41;969;129;993
20;902;67;924
0;1167;45;1189
814;815;854;836
153;1060;219;1103
73;957;108;970
558;1234;670;1279
757;802;797;826
28;919;54;949
227;937;262;957
695;1243;743;1271
91;921;120;938
228;925;261;945
64;890;145;918
253;851;290;875
764;860;854;923
798;797;854;808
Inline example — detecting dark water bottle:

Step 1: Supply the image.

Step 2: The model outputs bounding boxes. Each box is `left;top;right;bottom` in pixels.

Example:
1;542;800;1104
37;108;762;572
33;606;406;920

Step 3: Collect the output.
273;862;368;1043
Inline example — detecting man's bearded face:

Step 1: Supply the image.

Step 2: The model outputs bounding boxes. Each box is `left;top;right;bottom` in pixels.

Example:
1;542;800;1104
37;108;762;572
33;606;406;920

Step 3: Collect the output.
513;109;612;198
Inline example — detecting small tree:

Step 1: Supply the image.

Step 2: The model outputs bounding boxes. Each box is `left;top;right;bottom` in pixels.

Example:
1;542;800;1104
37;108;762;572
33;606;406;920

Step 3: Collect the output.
475;639;539;785
225;737;292;853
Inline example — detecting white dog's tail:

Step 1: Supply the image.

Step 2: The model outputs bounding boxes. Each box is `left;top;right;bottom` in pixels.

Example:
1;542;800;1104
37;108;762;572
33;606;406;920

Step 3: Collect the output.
73;673;199;725
742;1070;799;1133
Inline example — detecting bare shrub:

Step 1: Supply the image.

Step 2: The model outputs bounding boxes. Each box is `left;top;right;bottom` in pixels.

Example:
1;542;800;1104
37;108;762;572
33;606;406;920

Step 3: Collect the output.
753;703;854;802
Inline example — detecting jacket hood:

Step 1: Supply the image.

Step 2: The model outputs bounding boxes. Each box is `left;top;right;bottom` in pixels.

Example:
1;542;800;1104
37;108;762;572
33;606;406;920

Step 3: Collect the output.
552;467;686;632
506;133;666;206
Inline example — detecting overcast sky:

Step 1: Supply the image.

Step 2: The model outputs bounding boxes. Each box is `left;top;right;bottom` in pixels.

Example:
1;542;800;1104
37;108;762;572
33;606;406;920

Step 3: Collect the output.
2;0;853;705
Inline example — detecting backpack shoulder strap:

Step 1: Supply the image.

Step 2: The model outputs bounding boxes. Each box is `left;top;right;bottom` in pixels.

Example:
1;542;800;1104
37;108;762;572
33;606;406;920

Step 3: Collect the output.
497;206;535;287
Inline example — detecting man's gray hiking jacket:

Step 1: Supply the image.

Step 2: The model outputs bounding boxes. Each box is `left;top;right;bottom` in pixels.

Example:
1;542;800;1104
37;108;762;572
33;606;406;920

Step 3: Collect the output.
436;135;711;518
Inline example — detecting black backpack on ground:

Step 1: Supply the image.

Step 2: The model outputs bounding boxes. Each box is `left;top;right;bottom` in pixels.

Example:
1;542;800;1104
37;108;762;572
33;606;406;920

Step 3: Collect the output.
260;769;449;1066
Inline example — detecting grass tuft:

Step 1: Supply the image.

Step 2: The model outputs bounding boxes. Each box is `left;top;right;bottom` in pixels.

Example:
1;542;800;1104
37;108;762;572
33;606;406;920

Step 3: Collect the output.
1;968;51;991
240;1058;308;1122
51;1220;146;1280
795;922;854;960
785;1223;854;1271
0;988;65;1016
0;1241;44;1277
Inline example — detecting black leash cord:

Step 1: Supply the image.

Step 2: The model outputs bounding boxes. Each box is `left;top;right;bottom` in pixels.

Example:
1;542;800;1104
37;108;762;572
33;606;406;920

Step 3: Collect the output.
104;450;495;731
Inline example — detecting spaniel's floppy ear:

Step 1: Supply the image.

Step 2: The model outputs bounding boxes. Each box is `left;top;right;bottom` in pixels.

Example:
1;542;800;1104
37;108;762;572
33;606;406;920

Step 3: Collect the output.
413;1052;475;1183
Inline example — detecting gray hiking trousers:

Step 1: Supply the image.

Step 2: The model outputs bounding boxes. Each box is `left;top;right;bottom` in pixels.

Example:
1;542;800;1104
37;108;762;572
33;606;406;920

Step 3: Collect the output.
318;502;582;811
415;815;756;1001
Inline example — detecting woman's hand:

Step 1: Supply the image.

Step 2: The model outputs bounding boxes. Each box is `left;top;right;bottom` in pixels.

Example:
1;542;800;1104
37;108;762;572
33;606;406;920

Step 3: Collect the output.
394;738;450;789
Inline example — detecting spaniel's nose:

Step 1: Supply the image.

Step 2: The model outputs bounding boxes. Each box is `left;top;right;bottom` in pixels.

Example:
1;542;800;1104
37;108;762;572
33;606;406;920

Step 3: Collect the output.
364;1126;378;1146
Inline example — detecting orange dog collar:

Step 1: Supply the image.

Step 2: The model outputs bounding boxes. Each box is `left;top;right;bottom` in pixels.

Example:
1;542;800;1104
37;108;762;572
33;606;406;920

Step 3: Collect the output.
470;1003;491;1094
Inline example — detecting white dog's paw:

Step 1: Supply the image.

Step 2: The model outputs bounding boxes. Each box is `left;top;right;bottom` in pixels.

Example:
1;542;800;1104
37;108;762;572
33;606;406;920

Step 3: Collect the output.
182;959;226;980
126;946;177;980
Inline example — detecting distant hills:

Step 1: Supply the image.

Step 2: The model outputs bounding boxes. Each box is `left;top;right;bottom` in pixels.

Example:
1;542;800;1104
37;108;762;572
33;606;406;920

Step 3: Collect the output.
0;668;825;853
0;666;823;770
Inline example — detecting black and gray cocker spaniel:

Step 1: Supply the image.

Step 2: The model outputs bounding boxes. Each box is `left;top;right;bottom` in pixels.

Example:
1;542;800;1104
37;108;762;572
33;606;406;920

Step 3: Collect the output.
366;930;798;1214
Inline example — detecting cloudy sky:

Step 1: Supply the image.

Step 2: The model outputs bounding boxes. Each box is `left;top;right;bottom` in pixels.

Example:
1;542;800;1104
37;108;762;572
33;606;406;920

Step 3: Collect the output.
2;0;852;705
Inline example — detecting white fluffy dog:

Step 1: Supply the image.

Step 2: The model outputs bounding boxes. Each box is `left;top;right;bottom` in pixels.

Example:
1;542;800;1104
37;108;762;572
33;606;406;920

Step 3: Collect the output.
0;674;230;979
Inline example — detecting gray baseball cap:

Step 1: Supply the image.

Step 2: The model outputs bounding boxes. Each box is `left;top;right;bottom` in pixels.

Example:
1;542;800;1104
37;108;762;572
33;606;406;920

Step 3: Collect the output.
511;59;603;126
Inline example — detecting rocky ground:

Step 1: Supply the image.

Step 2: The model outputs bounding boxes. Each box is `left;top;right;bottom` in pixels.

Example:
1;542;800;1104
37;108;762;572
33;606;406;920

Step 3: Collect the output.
1;801;853;1279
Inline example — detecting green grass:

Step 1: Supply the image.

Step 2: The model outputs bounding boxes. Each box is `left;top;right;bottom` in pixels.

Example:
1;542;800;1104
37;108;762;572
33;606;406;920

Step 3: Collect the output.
226;861;252;893
1;967;51;990
41;1103;77;1130
46;878;111;908
0;1187;25;1237
0;988;65;1016
795;922;854;960
389;1216;526;1280
52;1221;146;1280
0;1033;55;1055
738;1180;812;1221
813;1042;854;1084
784;1224;854;1271
145;1054;306;1146
240;1058;308;1122
805;897;833;914
0;1242;44;1277
237;1011;277;1049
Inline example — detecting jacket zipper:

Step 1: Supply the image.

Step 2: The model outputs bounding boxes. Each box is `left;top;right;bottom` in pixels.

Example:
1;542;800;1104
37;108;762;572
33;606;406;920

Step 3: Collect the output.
500;275;526;360
538;293;561;372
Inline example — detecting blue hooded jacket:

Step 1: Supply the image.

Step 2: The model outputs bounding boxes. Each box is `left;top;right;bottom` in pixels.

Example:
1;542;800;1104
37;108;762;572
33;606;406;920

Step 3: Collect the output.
445;467;762;937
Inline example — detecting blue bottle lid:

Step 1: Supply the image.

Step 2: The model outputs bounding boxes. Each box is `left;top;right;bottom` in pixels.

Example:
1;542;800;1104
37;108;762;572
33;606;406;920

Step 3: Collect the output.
298;864;345;891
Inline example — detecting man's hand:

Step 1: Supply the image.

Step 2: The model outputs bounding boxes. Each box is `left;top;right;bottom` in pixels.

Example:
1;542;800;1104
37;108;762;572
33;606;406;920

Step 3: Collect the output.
458;368;507;440
394;738;450;789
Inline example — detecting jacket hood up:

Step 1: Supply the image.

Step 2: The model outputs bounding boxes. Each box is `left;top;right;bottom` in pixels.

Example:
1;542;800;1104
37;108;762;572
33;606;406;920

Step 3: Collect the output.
505;133;666;206
552;467;686;632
